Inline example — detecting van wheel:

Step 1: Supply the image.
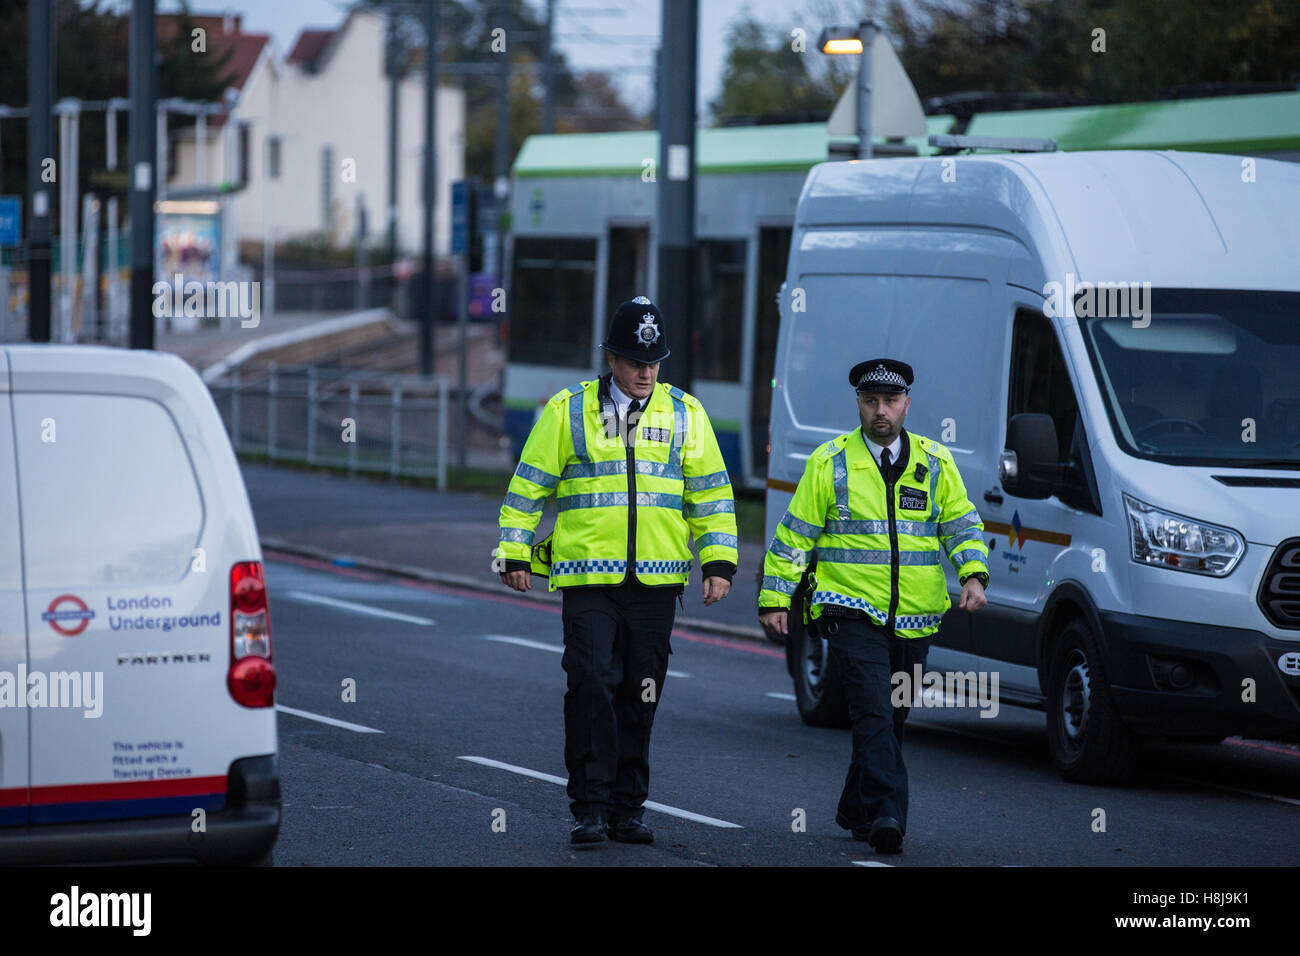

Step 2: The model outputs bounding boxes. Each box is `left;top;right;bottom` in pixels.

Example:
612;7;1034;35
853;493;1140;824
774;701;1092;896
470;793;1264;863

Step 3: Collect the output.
248;848;274;867
1046;618;1139;784
792;618;850;728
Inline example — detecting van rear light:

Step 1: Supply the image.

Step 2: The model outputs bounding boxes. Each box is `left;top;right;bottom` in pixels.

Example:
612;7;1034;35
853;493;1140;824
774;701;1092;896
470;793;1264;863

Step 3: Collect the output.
229;561;276;707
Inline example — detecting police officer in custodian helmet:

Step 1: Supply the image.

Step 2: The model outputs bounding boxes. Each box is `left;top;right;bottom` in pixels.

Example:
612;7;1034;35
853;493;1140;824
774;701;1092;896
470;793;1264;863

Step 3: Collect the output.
498;297;739;845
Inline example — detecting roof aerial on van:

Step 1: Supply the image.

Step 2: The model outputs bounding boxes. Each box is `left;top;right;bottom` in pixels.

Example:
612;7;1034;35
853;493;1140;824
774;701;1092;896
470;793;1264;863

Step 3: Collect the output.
798;150;1300;292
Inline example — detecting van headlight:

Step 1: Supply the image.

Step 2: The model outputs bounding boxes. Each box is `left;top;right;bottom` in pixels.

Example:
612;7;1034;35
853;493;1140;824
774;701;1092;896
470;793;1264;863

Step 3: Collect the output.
1123;493;1243;576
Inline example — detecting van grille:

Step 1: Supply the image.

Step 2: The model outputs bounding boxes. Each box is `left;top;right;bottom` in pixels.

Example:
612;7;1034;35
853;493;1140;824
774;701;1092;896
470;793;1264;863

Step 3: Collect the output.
1214;476;1300;488
1258;538;1300;630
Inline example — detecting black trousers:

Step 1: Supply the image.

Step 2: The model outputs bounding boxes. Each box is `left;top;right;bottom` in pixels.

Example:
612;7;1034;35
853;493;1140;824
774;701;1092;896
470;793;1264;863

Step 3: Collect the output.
560;580;677;821
828;617;932;833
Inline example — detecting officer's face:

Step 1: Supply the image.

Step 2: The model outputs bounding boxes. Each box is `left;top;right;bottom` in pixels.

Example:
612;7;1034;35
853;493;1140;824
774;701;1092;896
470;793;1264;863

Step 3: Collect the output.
607;354;659;400
857;390;909;442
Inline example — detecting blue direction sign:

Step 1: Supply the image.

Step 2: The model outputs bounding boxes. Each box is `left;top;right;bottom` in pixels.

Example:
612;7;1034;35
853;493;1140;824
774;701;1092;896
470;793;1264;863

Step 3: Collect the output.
0;196;21;248
451;180;471;255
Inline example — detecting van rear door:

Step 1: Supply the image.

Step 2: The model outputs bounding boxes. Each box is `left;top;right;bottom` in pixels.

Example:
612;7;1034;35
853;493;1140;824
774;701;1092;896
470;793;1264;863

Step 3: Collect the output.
0;350;29;826
10;354;235;824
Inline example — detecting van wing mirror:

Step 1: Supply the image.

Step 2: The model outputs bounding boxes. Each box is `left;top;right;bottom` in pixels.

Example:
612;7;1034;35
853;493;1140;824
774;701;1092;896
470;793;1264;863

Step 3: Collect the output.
1001;413;1059;499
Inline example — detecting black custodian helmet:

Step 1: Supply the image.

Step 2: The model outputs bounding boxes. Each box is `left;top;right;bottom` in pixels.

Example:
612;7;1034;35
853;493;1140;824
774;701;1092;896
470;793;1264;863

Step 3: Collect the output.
600;296;670;363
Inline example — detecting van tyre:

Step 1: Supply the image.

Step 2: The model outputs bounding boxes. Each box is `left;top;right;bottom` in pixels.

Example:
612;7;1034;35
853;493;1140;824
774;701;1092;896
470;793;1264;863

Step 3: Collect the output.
792;618;850;728
1046;618;1139;784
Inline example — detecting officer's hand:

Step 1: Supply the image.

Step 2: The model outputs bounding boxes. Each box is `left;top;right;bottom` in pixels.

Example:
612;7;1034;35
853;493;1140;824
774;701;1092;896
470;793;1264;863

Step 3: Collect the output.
703;576;730;606
960;577;987;612
502;570;531;593
759;610;788;636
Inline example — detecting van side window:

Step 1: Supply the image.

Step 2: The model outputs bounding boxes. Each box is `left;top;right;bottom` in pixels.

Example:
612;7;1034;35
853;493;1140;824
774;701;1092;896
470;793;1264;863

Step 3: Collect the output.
1008;310;1079;463
13;394;203;589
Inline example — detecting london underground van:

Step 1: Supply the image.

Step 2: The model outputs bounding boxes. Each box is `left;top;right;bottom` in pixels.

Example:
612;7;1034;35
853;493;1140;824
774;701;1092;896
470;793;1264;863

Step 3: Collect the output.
767;149;1300;783
0;345;279;863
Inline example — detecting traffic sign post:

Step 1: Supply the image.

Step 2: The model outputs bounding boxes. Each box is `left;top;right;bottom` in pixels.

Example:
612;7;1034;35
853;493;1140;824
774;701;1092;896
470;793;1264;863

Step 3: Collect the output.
451;180;477;477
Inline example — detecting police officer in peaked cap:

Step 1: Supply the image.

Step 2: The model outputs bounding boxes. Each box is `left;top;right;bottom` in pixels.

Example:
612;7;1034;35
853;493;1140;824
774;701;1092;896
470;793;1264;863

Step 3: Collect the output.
497;295;739;846
759;356;990;854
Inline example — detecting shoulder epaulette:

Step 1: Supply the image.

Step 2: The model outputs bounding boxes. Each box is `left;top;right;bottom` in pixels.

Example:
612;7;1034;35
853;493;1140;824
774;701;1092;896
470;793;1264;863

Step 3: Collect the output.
663;382;702;409
549;380;592;407
915;433;953;462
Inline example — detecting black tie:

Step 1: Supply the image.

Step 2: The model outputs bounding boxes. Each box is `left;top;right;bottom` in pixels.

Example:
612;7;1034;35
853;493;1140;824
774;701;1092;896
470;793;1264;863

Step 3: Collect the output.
625;399;640;446
880;447;893;482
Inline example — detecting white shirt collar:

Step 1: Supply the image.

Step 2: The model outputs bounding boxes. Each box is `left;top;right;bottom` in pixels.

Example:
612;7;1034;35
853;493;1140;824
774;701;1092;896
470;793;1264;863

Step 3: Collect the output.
861;429;903;466
608;378;646;417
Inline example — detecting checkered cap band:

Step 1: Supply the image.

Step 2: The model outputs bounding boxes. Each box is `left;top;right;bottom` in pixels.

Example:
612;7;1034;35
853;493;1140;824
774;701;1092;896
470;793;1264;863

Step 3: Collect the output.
858;364;906;389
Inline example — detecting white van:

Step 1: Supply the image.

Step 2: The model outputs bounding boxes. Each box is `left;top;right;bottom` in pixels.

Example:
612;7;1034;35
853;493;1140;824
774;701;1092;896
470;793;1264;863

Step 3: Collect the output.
768;149;1300;783
0;344;279;863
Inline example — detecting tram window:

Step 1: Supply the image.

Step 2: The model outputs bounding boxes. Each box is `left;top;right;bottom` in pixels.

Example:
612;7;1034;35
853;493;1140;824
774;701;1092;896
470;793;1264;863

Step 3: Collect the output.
509;237;597;367
697;239;746;381
608;227;650;304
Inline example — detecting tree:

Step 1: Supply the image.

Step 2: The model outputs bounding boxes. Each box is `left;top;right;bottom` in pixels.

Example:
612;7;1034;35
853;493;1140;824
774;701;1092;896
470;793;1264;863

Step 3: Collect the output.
709;11;841;123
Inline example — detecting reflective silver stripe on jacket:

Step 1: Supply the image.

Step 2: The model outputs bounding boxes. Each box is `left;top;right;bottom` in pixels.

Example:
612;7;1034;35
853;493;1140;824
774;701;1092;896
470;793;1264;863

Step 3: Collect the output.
515;461;561;489
561;459;685;481
761;575;797;596
503;491;545;514
816;547;941;566
780;511;824;539
568;384;588;462
684;498;735;518
697;532;739;550
831;447;850;519
938;509;982;537
668;393;688;471
498;527;535;545
684;469;729;491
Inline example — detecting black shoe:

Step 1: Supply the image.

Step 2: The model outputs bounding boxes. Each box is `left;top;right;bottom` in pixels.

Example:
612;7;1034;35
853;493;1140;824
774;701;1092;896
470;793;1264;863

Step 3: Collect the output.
851;826;872;842
606;817;654;844
570;814;608;845
868;817;904;854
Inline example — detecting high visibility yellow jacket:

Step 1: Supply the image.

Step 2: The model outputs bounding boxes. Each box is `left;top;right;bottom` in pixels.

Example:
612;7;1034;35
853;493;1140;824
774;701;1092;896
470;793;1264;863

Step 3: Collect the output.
498;374;739;590
760;428;988;639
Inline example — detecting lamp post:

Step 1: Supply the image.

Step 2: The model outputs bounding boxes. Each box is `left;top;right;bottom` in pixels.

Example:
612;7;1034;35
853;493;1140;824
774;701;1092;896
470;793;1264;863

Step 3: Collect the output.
818;20;882;159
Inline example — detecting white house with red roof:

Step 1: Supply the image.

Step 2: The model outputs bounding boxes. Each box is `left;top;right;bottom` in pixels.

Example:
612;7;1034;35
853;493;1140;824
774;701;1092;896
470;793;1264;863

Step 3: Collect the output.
168;9;465;259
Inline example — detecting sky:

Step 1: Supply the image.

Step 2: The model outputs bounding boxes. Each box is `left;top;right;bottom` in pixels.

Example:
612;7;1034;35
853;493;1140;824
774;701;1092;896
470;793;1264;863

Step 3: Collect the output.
156;0;848;119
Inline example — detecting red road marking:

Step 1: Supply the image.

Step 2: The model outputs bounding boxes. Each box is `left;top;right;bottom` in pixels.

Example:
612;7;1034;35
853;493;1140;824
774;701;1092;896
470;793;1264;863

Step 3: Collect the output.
263;548;783;658
1224;737;1300;759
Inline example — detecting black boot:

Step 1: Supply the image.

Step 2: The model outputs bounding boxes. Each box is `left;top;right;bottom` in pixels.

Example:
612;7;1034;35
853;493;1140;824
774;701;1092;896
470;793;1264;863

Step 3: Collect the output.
570;814;608;845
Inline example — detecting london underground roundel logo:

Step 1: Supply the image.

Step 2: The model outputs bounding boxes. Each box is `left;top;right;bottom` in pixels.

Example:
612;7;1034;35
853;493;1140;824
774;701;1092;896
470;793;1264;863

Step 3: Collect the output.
42;594;95;637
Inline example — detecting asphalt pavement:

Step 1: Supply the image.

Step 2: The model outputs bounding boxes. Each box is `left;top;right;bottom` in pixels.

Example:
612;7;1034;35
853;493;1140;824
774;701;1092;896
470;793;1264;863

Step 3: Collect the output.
264;551;1300;867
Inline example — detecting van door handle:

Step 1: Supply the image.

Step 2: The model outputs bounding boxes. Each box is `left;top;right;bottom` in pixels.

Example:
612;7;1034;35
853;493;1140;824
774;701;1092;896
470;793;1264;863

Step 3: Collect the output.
983;487;1003;505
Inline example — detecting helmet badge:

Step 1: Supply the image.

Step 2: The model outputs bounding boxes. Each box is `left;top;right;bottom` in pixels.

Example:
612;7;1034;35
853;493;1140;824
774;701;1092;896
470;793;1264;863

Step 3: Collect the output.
635;313;660;347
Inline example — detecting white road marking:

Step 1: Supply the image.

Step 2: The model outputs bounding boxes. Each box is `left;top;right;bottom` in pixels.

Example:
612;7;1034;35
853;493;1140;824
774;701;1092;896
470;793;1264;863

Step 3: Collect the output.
853;860;895;867
282;590;437;626
483;635;690;677
766;692;797;701
457;755;742;828
276;704;385;734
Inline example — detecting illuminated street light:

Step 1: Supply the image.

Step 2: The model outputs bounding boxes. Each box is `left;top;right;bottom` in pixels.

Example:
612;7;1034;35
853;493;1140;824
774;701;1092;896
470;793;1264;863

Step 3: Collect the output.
818;20;882;159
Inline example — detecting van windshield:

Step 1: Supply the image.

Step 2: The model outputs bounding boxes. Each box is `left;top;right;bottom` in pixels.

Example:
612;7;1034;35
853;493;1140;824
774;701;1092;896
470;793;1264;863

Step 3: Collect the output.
1080;289;1300;468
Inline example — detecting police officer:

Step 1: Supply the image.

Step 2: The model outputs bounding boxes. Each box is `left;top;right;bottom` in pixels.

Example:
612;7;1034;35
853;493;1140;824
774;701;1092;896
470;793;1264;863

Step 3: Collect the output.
758;359;989;854
497;296;738;846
